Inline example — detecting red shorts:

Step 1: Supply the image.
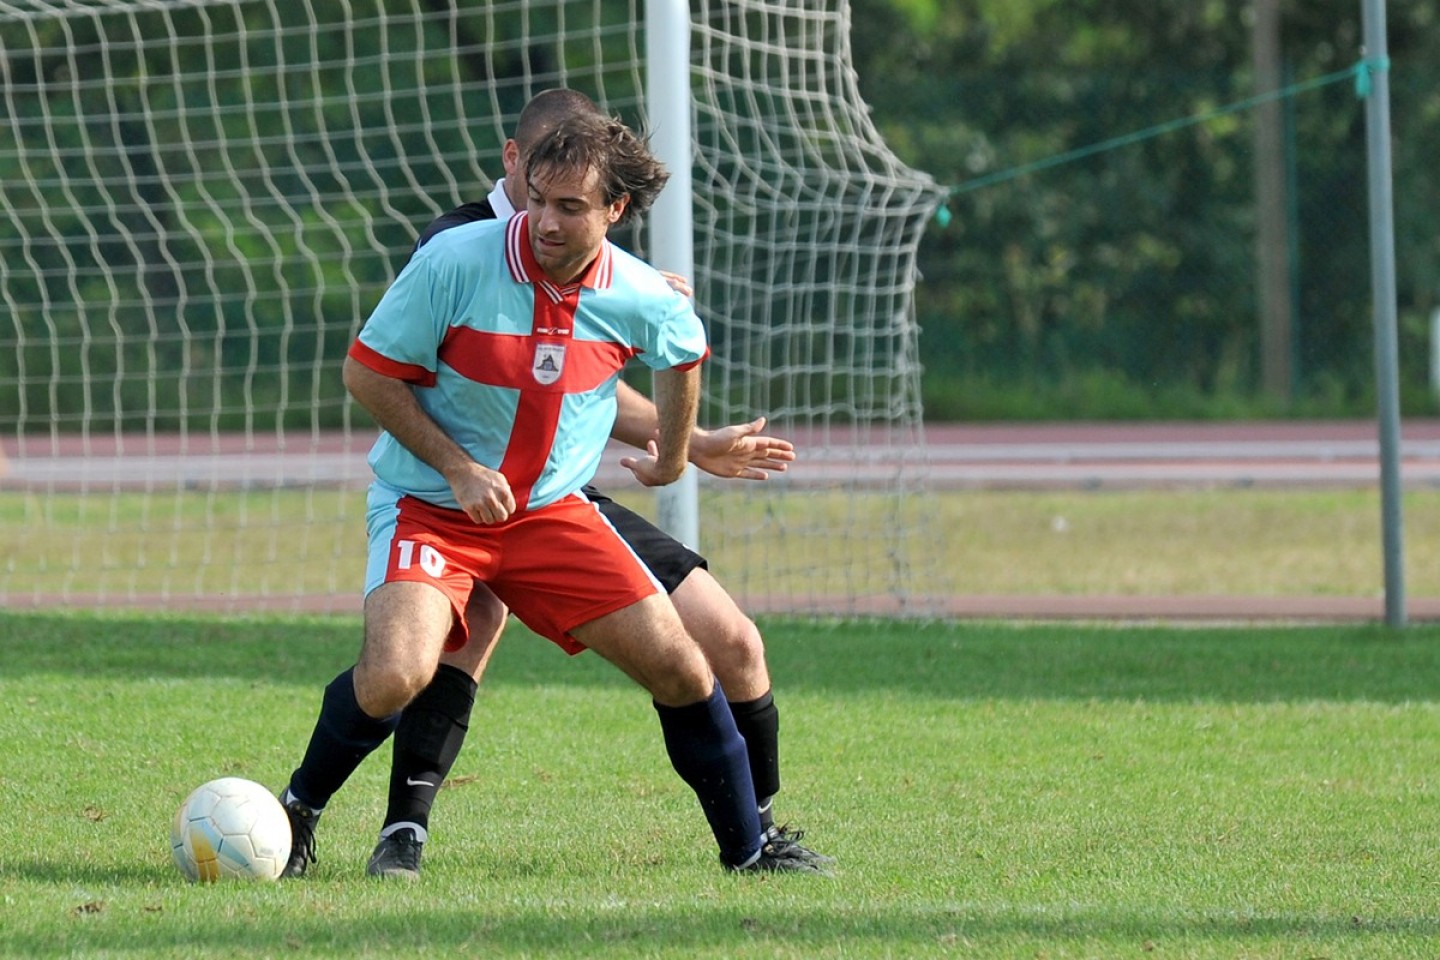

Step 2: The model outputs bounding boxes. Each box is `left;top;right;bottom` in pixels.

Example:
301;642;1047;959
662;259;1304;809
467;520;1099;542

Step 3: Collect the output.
367;491;663;654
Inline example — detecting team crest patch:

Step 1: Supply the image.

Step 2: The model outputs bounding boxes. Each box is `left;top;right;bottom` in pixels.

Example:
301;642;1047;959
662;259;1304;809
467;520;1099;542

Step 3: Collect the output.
532;343;565;384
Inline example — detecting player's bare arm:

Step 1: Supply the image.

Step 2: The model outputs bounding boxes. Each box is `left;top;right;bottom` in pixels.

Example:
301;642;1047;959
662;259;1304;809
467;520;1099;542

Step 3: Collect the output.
610;379;665;450
342;356;516;523
624;365;699;487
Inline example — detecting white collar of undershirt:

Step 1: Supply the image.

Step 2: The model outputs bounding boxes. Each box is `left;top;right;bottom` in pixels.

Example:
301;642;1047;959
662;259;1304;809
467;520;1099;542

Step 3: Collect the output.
488;178;517;219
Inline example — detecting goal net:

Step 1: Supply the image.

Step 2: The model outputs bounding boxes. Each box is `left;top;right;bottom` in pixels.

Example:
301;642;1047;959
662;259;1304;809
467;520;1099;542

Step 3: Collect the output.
0;0;944;617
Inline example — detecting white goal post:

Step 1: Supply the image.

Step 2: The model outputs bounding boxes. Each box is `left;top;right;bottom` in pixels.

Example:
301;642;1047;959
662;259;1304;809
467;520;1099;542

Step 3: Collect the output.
0;0;946;617
646;0;700;551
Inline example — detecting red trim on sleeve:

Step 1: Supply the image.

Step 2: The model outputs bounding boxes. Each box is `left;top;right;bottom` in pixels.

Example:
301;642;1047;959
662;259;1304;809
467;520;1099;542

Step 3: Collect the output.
348;339;438;387
671;347;711;373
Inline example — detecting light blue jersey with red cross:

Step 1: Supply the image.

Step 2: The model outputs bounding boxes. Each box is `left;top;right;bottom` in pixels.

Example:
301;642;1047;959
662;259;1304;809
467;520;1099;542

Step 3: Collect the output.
349;212;708;512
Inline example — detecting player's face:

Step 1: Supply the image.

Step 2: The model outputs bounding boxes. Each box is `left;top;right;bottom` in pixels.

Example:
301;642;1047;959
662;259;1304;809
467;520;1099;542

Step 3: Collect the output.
526;163;626;284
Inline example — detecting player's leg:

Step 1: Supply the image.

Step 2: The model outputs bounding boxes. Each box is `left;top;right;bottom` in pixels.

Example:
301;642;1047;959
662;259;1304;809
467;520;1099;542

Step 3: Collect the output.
586;489;830;867
670;570;770;698
569;593;769;867
500;498;820;872
666;570;775;796
667;565;830;865
370;585;508;879
589;491;788;830
568;596;821;873
280;580;454;878
282;492;486;878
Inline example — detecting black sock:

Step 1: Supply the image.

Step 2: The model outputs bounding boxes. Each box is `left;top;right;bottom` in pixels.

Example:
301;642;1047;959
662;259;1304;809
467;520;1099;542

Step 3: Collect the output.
286;668;400;810
383;663;478;834
729;690;780;830
654;682;762;868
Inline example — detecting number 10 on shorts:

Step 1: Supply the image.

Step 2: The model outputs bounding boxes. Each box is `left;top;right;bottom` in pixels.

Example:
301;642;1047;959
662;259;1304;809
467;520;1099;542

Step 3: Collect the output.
396;540;446;577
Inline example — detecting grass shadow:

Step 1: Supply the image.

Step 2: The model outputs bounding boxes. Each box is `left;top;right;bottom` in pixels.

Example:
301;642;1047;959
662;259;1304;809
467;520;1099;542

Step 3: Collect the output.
4;609;1440;704
7;898;1440;957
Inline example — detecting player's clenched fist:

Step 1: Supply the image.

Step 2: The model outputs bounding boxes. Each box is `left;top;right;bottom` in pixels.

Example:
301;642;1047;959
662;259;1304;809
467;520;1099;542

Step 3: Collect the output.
447;464;515;524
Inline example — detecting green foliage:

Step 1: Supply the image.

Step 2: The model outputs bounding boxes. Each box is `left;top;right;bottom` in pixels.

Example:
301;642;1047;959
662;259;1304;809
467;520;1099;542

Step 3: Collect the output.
852;0;1440;419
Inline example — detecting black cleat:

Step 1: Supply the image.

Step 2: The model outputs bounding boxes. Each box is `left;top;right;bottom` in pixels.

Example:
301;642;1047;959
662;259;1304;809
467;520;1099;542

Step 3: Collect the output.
729;833;833;876
366;828;424;880
765;824;835;869
280;794;320;879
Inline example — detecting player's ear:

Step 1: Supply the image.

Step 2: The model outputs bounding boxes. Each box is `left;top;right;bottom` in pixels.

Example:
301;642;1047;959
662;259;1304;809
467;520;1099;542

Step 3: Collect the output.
502;139;521;178
607;194;629;224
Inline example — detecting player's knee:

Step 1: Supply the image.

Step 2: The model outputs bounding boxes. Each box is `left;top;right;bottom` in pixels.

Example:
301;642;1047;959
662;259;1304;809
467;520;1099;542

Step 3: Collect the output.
648;666;715;708
727;615;765;662
353;657;433;717
357;581;456;712
701;614;766;677
645;638;719;706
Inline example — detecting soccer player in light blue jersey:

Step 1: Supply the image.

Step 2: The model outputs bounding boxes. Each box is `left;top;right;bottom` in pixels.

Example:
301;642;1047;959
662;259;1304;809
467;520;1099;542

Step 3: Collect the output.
277;109;821;878
361;89;829;880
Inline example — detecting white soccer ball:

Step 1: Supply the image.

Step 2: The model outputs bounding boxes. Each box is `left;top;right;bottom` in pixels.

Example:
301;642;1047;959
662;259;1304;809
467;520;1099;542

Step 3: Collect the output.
170;777;292;883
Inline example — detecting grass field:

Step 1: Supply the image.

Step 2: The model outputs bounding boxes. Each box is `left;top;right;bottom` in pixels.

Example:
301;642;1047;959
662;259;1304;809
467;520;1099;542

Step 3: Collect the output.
4;609;1440;958
7;487;1440;602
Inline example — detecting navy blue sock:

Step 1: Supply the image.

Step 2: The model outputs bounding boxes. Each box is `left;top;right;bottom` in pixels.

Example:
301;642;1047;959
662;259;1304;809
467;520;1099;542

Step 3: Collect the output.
654;682;763;868
287;668;400;810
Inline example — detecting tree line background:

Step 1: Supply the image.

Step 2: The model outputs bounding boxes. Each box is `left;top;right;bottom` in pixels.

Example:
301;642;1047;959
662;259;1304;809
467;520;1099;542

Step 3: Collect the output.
3;0;1438;428
850;0;1440;420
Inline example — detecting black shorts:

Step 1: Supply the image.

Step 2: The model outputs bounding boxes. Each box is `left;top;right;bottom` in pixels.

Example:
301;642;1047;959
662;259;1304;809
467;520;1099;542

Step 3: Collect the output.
582;485;707;594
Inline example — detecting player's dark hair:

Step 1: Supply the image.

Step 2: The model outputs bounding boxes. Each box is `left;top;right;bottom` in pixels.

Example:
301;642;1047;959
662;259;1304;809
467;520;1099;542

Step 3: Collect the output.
513;88;602;151
523;111;669;226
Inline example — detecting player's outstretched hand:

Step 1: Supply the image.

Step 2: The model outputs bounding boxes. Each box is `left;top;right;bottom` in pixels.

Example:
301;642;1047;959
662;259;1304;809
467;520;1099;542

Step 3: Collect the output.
689;417;795;481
